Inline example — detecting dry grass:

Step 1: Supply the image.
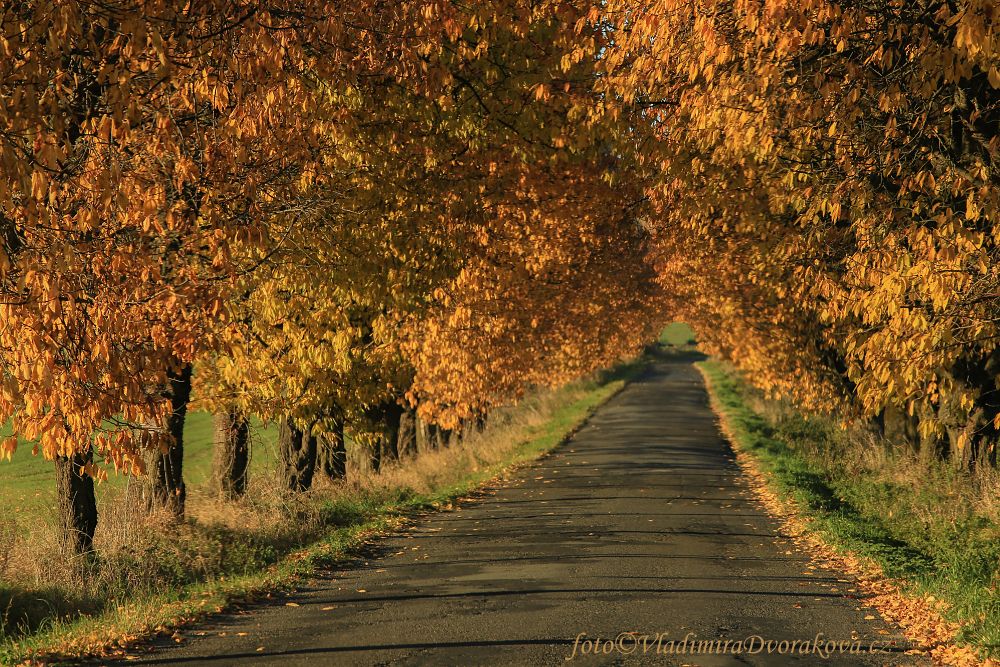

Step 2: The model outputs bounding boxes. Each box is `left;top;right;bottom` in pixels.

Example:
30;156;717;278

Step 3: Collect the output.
0;517;16;578
355;391;571;494
744;390;1000;528
180;386;589;533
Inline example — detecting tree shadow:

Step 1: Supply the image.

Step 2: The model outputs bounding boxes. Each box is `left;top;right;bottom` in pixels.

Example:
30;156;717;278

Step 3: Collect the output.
784;469;935;578
0;583;103;640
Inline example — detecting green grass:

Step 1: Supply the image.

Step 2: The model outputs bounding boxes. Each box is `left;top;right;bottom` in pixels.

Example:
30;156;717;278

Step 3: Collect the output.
0;414;280;522
659;322;697;347
0;356;646;665
698;359;1000;659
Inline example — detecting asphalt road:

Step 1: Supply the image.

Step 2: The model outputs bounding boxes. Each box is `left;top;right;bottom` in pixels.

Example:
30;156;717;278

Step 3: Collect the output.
119;354;926;666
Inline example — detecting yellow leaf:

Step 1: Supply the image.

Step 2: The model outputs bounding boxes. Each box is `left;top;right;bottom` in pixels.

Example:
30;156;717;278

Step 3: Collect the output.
1;435;16;461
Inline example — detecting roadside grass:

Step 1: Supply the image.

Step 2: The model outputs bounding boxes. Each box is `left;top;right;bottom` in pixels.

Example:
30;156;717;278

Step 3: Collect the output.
0;355;645;665
698;359;1000;660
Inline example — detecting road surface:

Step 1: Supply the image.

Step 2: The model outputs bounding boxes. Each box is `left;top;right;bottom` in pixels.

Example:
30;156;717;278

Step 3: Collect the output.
120;354;924;666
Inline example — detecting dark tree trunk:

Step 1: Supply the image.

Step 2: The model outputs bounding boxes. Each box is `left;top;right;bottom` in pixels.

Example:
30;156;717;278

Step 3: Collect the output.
317;416;347;481
148;363;192;519
280;417;317;492
909;401;947;465
364;403;385;473
212;409;250;499
369;437;381;473
397;408;417;458
456;418;473;445
55;444;98;558
381;401;404;463
475;410;488;433
869;409;885;439
365;400;403;472
952;432;977;472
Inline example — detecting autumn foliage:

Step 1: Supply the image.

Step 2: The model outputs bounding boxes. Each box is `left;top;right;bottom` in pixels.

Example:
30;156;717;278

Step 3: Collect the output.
598;0;1000;468
2;0;999;552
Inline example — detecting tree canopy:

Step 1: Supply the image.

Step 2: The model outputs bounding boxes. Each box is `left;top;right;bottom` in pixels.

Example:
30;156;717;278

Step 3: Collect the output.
2;0;999;508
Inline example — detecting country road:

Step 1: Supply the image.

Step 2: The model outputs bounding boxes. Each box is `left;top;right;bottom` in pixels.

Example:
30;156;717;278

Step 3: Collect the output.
118;354;926;666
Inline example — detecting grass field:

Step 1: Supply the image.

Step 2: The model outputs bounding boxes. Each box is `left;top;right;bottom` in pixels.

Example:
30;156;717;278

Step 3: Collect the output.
0;414;280;525
698;359;1000;660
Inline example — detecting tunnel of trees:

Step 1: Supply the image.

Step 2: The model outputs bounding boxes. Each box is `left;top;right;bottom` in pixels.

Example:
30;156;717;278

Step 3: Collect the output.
0;0;998;556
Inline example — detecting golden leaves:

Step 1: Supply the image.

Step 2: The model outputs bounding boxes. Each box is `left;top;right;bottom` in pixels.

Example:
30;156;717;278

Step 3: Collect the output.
599;0;1000;436
989;67;1000;89
6;0;994;484
0;1;373;460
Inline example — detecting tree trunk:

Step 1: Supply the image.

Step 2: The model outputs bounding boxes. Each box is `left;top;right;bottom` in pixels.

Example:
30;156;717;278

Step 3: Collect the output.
381;401;404;464
948;413;982;473
148;363;192;519
317;416;347;481
456;418;472;445
364;401;402;473
397;408;417;458
983;439;997;469
280;417;317;492
416;417;434;453
212;408;250;499
55;445;98;558
913;402;947;465
369;438;381;473
475;410;488;433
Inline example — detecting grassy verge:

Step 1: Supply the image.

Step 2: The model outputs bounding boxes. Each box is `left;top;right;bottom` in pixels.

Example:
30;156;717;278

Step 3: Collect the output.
0;356;645;666
698;359;1000;661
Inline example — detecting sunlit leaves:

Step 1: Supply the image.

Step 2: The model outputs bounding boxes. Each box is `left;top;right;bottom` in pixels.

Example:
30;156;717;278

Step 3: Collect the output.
598;0;1000;456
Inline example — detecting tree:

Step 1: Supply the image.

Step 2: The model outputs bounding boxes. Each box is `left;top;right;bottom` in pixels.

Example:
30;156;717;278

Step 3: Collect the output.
54;444;98;559
279;418;318;493
212;409;250;499
316;411;347;481
0;1;377;544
